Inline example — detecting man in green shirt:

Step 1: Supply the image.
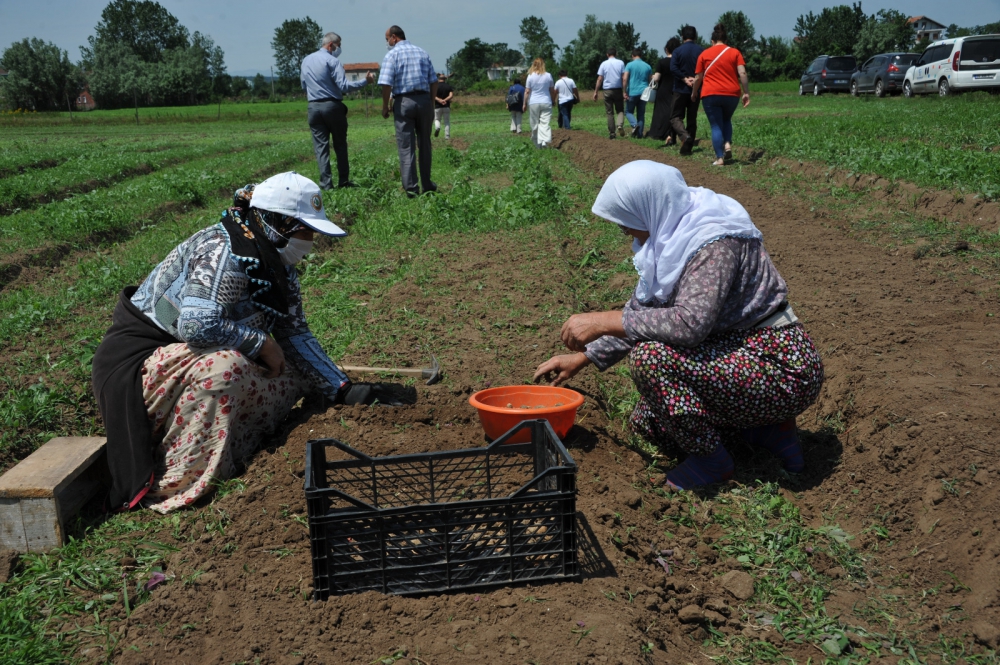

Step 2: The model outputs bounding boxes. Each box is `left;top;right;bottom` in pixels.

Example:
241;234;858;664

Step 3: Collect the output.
623;48;653;138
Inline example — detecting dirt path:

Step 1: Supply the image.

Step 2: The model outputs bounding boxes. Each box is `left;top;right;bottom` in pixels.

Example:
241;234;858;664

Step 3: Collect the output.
108;131;1000;665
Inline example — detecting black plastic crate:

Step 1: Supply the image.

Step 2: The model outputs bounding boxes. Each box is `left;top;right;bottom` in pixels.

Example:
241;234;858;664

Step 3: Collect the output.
304;419;579;598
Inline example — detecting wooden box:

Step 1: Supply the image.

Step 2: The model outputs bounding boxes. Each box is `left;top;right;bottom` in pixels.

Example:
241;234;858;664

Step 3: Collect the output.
0;437;107;552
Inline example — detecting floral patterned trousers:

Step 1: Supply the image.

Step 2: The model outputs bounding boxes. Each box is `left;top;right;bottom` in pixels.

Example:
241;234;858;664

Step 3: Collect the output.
627;324;824;457
140;343;308;513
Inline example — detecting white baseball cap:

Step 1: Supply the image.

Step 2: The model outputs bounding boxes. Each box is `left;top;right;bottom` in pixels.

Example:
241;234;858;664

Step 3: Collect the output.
250;172;347;237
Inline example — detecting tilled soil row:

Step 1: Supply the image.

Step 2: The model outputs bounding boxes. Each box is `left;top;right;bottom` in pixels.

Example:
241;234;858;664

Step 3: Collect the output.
106;131;1000;665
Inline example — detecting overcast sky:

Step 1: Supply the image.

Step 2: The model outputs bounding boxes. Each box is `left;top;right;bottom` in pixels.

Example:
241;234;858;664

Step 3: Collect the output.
1;0;995;76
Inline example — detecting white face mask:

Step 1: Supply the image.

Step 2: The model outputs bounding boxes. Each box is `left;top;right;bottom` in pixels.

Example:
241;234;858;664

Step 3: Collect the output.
278;237;314;265
331;46;342;58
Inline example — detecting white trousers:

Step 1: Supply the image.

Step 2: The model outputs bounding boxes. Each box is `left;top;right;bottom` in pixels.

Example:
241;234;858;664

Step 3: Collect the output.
529;104;552;148
510;110;522;133
434;107;450;139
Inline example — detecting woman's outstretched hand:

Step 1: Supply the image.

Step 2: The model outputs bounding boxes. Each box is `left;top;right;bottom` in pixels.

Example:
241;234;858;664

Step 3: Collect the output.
258;336;286;378
560;311;625;352
533;353;591;386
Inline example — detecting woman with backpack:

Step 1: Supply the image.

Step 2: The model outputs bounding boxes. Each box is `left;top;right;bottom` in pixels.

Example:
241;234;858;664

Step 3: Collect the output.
691;24;750;166
506;78;526;135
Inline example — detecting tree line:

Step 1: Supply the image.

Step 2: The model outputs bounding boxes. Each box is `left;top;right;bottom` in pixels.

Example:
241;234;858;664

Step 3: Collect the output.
446;7;1000;90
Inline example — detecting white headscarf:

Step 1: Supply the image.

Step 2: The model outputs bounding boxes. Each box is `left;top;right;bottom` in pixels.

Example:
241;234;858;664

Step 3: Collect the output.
592;160;761;304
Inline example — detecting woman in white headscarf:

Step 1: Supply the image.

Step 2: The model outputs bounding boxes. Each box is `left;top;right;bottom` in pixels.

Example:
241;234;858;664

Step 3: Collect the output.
534;161;823;490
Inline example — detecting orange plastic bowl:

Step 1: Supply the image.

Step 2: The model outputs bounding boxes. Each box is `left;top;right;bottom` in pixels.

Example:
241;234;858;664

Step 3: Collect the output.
469;386;585;443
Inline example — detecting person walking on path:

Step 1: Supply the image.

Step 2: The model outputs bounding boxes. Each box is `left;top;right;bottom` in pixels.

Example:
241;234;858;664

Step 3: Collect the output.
554;70;579;129
524;58;557;148
670;26;703;155
378;25;438;197
647;37;681;142
300;32;374;190
433;73;454;139
593;47;626;139
623;49;653;138
506;78;526;134
534;161;823;491
691;24;750;166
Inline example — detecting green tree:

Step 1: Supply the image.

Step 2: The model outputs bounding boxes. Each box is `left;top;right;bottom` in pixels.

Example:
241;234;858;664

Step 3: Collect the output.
744;35;803;82
793;3;867;62
614;22;659;68
88;0;189;63
560;15;616;88
0;38;80;111
716;11;757;54
446;38;494;89
271;17;322;80
855;9;915;62
519;16;558;62
251;73;270;99
488;43;523;67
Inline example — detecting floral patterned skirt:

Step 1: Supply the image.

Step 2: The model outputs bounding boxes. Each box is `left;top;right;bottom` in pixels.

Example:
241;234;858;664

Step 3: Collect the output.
140;343;308;513
627;324;824;456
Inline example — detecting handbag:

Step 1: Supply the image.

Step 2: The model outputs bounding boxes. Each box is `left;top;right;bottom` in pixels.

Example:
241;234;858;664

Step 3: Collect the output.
640;83;656;103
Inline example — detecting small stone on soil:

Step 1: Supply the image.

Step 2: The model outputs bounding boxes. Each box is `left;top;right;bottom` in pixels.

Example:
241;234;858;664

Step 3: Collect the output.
973;621;1000;649
720;570;755;600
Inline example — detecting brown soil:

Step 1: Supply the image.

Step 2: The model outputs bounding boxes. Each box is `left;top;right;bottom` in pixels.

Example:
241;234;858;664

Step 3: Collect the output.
104;129;1000;665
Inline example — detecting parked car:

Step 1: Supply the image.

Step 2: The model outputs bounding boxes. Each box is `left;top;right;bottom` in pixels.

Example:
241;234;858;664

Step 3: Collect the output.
799;55;858;95
904;35;1000;97
851;53;920;97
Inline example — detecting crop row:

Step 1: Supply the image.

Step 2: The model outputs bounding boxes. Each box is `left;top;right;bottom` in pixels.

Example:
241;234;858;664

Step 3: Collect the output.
0;137;290;215
0;136;311;258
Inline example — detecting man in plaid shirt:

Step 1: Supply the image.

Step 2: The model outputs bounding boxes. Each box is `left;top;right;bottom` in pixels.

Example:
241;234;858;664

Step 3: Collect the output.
379;25;439;197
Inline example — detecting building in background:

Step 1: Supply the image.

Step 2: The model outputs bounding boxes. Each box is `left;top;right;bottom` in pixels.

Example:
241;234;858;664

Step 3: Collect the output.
486;63;527;81
908;16;947;43
344;63;379;84
76;86;96;110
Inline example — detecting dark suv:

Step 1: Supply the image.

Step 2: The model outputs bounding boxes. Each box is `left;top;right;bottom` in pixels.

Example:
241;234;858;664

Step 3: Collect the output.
851;52;919;97
799;55;858;95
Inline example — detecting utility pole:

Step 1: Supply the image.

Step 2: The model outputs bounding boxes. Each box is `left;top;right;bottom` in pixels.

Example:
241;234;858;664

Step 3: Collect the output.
270;66;275;99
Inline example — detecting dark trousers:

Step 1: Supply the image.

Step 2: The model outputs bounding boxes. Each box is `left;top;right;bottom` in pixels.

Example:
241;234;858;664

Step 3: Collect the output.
670;92;699;143
603;88;624;136
307;100;349;190
701;95;740;158
393;94;435;194
557;101;574;129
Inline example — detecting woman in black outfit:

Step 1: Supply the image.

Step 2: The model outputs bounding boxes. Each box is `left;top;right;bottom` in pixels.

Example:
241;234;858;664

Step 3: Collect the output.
646;37;681;142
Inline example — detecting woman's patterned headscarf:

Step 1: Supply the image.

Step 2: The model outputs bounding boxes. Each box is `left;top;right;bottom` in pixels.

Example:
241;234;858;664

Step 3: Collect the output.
233;184;305;245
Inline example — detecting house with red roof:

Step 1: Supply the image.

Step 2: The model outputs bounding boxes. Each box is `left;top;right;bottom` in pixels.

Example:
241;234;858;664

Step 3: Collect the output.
907;16;947;43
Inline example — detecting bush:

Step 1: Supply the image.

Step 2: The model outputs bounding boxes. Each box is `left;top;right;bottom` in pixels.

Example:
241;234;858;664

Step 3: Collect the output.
467;79;514;94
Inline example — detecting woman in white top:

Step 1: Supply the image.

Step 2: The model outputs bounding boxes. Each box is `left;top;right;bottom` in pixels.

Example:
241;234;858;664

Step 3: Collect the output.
523;58;557;148
555;70;579;130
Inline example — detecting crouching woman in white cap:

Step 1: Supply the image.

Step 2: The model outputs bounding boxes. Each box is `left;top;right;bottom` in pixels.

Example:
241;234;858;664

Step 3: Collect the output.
92;172;411;513
535;161;824;491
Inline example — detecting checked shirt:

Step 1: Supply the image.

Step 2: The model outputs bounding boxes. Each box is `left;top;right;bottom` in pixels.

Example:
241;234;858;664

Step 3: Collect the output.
378;40;436;95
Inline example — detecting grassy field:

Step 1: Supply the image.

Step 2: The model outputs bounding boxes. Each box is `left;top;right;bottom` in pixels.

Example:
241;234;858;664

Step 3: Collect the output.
1;89;998;664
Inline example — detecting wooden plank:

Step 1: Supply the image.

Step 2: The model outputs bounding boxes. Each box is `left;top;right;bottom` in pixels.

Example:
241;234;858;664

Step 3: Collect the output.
20;497;61;551
0;498;27;551
0;437;106;498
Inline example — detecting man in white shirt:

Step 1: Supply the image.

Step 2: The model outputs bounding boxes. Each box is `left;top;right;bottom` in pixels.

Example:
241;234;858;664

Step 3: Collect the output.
592;47;626;139
554;70;579;130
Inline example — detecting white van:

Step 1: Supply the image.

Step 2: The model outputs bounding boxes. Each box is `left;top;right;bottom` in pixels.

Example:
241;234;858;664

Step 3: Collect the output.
903;34;1000;96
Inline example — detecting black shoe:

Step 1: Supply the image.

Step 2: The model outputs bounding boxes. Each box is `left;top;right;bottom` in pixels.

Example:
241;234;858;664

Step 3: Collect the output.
338;181;358;189
422;185;438;196
630;126;638;138
339;382;417;406
679;138;694;156
434;127;440;137
609;134;616;140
